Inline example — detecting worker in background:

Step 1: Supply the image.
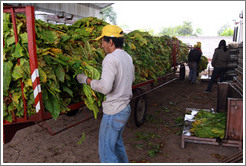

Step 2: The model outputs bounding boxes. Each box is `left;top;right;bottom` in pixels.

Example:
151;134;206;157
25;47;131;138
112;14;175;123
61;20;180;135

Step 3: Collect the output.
76;25;135;163
188;42;202;84
205;39;229;92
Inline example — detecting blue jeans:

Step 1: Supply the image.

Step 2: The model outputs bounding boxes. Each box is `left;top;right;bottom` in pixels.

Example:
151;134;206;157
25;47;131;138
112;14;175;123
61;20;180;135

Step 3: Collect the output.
188;61;198;83
99;104;131;163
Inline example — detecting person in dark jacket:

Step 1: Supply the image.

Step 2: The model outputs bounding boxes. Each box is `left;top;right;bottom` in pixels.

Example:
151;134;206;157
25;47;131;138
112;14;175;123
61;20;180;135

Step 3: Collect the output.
205;39;230;92
188;42;202;84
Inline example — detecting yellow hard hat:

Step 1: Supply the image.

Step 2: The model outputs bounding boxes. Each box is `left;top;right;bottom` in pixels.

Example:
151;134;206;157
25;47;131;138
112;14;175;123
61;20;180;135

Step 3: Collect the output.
95;25;124;40
196;41;201;48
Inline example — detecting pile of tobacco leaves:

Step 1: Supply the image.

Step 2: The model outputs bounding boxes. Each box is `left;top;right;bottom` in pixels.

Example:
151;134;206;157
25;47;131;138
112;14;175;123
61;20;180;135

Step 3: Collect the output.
189;110;226;139
3;13;205;122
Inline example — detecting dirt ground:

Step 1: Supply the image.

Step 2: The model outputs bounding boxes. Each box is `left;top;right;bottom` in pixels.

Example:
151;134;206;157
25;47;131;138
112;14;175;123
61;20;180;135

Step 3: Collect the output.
2;74;242;164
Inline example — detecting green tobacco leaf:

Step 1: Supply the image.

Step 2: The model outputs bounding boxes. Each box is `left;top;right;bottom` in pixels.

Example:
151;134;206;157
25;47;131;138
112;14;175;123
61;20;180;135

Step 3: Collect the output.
12;92;22;106
77;132;85;145
148;149;157;158
4;113;13;122
12;63;23;81
63;98;72;107
6;36;15;47
20;58;31;76
3;13;10;32
13;43;25;59
55;64;65;82
46;69;58;83
44;92;60;120
3;103;8;118
12;61;24;81
85;65;100;80
19;32;28;44
38;67;47;83
62;85;73;97
27;91;35;106
3;61;13;95
43;55;53;65
17;22;23;34
60;34;70;43
15;100;24;117
41;88;49;101
84;98;99;119
7;103;15;122
83;84;94;104
50;56;67;66
40;29;59;44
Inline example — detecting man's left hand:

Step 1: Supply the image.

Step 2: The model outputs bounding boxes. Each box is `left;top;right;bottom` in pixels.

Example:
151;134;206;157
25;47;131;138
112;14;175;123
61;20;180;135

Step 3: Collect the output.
76;73;87;84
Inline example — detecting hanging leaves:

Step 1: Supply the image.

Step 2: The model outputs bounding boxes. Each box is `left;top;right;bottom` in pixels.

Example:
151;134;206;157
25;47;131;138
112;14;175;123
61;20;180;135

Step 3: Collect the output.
55;64;65;83
3;61;13;96
3;13;189;122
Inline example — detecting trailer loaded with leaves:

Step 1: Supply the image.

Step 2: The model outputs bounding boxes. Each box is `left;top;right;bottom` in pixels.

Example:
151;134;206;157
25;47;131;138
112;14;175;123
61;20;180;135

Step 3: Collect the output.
3;6;207;143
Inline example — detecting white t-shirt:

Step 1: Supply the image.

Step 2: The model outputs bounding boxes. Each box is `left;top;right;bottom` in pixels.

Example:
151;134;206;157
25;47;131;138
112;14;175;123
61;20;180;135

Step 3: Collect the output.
91;49;135;115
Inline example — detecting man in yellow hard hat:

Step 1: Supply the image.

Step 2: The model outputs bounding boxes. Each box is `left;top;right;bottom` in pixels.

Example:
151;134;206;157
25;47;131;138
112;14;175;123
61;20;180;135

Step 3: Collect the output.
77;25;135;163
187;41;202;84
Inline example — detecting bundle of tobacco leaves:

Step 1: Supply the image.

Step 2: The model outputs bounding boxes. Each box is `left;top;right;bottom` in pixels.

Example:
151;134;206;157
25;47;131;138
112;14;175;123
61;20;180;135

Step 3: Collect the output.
189;110;226;139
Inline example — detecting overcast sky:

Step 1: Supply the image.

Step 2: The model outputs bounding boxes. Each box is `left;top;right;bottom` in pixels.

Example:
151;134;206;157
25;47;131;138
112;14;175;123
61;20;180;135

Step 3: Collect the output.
112;1;244;36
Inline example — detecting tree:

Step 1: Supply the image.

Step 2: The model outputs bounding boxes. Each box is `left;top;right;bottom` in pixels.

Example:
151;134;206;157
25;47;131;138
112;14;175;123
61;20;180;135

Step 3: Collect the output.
175;21;193;36
101;6;117;25
159;27;174;36
218;24;233;36
159;21;200;36
219;28;233;36
194;28;202;36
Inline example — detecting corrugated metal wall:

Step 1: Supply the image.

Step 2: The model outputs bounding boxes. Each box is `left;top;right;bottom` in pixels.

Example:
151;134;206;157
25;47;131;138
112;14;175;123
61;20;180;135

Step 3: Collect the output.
3;3;112;19
31;3;102;19
4;3;112;24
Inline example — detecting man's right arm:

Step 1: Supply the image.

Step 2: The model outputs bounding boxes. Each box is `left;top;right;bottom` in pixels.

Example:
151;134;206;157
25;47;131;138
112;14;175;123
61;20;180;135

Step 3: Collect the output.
90;57;116;95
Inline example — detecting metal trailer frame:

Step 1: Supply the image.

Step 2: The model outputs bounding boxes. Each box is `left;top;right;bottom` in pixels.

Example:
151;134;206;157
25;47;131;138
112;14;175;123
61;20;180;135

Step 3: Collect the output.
2;6;182;143
2;6;89;143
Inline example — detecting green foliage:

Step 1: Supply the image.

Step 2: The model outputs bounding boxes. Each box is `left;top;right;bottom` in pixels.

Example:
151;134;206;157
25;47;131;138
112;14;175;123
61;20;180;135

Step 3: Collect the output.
159;27;174;36
174;115;184;125
175;21;193;36
124;31;189;83
3;14;108;121
219;28;233;36
77;132;86;145
134;131;163;158
101;6;117;25
194;28;202;36
218;24;233;36
190;110;226;139
198;55;209;73
148;143;163;158
3;61;13;96
159;21;202;36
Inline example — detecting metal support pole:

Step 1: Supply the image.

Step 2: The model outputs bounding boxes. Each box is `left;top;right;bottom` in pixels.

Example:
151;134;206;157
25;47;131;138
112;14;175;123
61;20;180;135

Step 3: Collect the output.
26;6;44;120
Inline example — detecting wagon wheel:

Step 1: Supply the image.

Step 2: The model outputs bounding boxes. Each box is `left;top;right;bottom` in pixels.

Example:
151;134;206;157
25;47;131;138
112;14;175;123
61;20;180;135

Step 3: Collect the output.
133;88;148;127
